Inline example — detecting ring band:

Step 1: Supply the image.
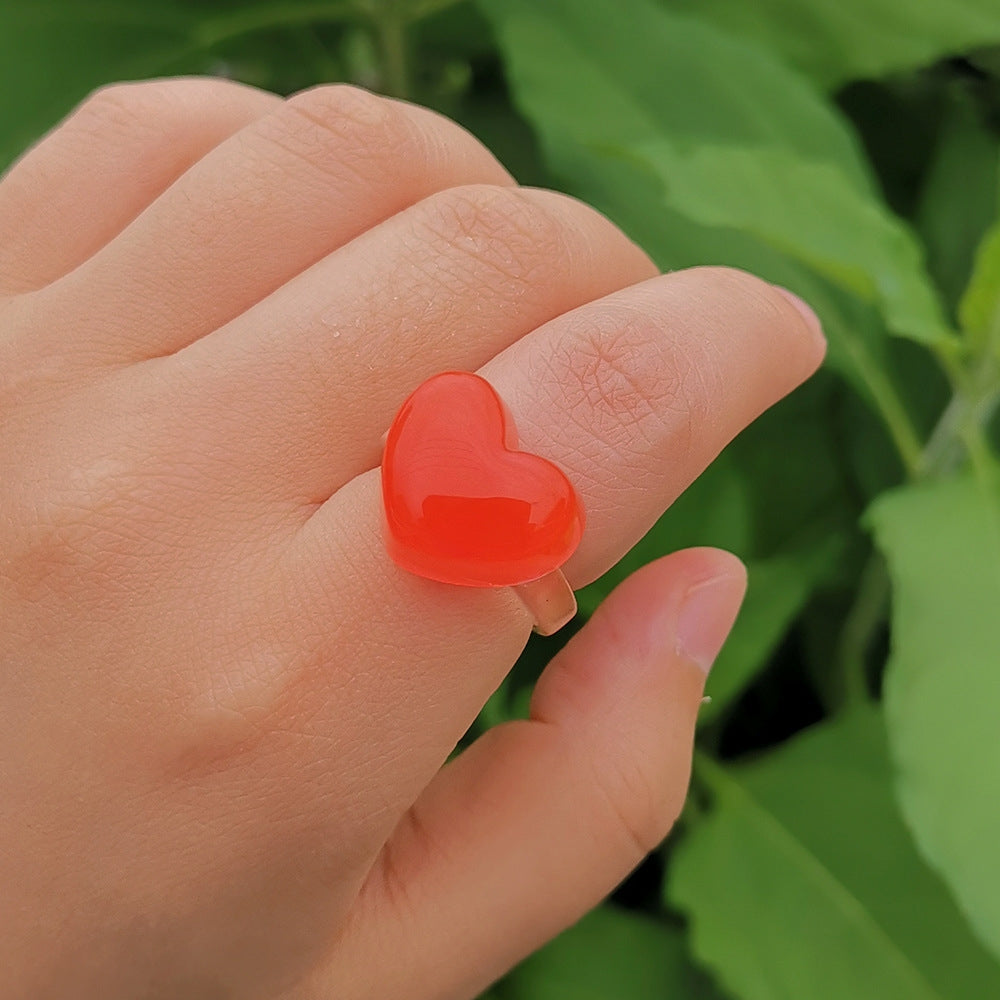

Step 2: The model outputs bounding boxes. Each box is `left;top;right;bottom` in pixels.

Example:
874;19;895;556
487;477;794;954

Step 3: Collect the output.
513;570;578;636
382;371;585;635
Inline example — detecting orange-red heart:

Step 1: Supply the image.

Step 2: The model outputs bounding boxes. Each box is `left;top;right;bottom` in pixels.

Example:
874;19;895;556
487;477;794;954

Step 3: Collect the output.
382;371;584;587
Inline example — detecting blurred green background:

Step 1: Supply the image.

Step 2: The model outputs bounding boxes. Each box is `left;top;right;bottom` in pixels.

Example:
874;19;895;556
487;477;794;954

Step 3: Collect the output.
3;1;1000;997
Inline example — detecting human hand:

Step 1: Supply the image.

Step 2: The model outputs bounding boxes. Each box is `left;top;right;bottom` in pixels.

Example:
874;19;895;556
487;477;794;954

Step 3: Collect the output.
0;78;824;999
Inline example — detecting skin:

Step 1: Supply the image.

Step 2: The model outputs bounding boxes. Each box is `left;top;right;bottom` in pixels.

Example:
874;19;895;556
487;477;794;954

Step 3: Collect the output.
0;78;825;999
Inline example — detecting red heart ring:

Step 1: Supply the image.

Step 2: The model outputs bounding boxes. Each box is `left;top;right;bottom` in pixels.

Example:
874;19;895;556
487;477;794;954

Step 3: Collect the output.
382;371;584;633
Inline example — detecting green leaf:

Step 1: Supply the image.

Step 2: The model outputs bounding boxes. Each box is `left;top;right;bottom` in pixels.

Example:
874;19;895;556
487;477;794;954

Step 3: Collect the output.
958;190;1000;354
577;465;842;722
0;0;359;171
580;376;854;718
917;98;1000;314
701;536;843;723
577;451;754;619
477;0;870;185
495;904;725;1000
629;141;953;347
725;372;863;550
869;475;1000;963
479;0;934;471
0;1;204;169
663;0;1000;89
578;171;910;436
669;708;1000;1000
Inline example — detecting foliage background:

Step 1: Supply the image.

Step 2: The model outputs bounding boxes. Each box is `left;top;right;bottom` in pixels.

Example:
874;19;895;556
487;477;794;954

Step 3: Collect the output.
3;0;1000;996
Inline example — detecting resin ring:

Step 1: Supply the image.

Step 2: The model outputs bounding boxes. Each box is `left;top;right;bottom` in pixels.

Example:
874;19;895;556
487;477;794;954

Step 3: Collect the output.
381;371;585;636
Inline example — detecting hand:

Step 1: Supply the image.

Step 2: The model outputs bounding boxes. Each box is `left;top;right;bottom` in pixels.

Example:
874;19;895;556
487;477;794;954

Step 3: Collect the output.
0;78;824;999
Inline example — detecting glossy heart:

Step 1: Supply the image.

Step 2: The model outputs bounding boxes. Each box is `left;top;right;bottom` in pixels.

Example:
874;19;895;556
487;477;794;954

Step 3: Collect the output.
382;372;584;587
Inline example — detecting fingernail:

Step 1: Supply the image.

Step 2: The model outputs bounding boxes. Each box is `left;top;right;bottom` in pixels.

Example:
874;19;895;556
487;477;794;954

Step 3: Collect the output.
772;285;826;350
675;572;747;674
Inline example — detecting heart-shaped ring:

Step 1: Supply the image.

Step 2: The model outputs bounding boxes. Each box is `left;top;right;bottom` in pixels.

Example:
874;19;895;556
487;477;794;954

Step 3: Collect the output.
381;371;584;635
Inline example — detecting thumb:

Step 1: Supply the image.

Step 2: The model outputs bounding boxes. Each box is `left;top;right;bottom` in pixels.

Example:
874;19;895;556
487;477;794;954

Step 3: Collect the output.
311;547;746;1000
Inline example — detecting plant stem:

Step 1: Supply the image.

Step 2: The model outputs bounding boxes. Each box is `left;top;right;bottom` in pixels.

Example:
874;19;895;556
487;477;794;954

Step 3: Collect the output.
190;0;449;102
834;323;1000;704
868;374;925;481
841;335;924;479
919;353;1000;479
833;553;887;708
194;1;359;49
405;0;467;20
373;0;411;98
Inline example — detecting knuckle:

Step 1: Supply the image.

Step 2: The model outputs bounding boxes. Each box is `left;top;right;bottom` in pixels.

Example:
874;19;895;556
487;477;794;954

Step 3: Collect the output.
72;82;143;137
524;186;638;263
0;296;105;407
2;449;141;605
74;80;174;134
0;392;194;609
78;78;146;109
73;77;271;138
421;184;568;290
288;83;393;130
276;85;414;179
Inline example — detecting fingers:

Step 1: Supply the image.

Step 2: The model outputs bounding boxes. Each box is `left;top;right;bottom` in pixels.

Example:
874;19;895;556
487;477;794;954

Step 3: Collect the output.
299;550;747;1000
0;78;280;296
265;267;821;860
163;183;657;499
479;266;827;582
25;84;514;366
